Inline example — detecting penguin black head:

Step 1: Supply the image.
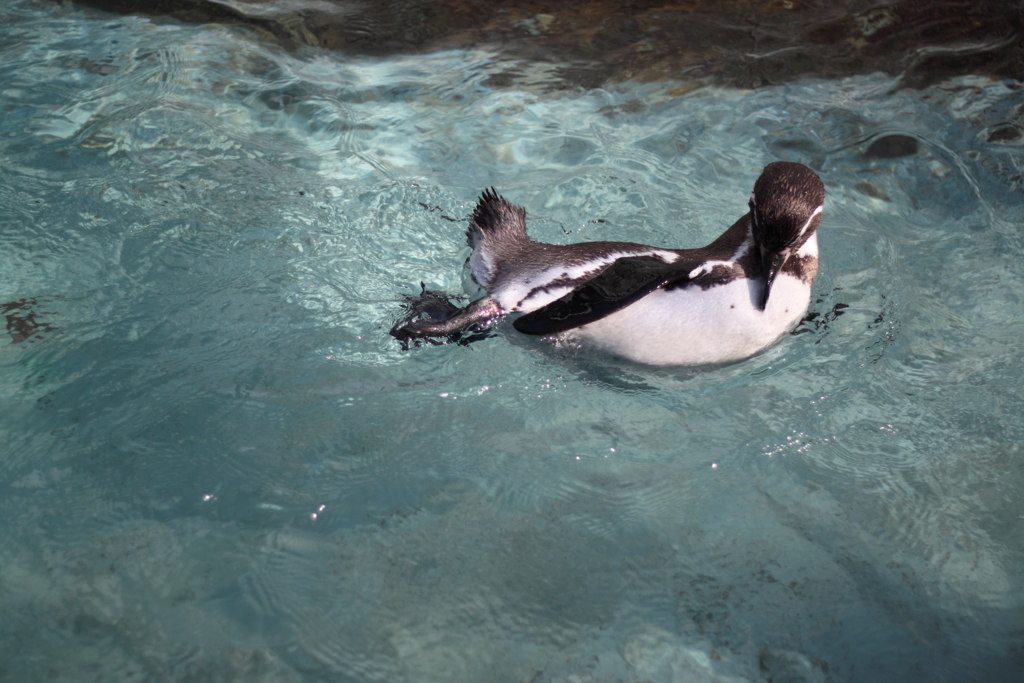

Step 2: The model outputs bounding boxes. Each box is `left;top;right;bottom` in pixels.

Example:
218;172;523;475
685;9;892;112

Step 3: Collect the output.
748;162;824;310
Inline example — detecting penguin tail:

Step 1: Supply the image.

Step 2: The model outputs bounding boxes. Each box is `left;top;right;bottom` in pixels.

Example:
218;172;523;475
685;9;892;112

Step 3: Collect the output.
466;189;530;288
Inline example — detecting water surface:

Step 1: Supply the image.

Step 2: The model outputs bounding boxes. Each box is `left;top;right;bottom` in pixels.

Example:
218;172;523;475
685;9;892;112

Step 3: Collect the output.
1;1;1023;681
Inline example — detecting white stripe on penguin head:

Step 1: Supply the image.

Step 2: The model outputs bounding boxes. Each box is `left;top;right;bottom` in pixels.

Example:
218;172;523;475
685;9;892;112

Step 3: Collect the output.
796;205;823;240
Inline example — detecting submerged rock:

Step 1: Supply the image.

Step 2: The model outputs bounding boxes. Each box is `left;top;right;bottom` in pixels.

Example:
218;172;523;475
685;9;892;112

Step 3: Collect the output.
61;0;1024;90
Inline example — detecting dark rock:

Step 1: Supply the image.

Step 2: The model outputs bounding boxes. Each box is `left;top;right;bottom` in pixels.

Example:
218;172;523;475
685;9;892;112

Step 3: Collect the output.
855;181;892;201
985;124;1023;143
58;0;1024;91
865;135;919;159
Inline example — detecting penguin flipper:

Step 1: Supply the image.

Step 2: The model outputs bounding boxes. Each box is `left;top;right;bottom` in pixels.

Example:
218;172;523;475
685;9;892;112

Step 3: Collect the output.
513;255;697;335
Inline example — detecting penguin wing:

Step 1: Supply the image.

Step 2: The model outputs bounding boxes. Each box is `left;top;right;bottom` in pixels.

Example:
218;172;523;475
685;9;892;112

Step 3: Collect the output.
513;254;704;335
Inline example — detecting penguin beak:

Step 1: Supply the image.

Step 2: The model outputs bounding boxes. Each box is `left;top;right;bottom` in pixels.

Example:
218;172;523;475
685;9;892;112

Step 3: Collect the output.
759;250;786;311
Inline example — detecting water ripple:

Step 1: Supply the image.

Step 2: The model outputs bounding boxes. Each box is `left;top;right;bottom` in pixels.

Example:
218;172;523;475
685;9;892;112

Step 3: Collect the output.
2;1;1023;680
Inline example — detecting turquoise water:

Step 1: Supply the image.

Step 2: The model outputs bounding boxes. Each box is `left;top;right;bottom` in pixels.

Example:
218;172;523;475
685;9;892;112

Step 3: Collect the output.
2;1;1023;681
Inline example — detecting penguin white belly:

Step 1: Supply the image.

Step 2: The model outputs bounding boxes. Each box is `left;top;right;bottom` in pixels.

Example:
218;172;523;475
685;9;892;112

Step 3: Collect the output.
566;273;812;366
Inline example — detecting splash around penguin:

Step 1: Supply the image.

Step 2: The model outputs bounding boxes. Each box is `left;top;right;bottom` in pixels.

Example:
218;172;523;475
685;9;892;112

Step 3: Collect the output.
391;162;825;366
